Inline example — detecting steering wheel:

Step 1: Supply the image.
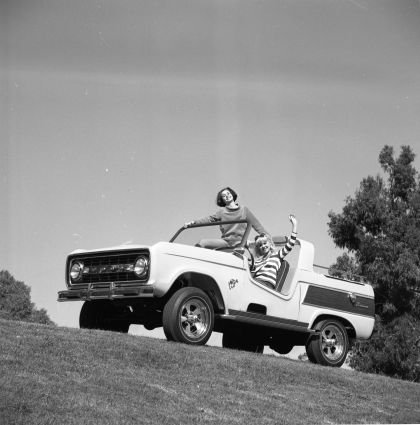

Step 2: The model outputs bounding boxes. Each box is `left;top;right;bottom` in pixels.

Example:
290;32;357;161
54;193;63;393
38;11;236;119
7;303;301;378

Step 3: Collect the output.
215;245;255;270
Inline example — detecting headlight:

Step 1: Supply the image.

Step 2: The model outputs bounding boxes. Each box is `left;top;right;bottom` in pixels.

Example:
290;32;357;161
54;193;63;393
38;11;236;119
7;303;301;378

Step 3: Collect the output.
70;261;83;282
133;256;148;277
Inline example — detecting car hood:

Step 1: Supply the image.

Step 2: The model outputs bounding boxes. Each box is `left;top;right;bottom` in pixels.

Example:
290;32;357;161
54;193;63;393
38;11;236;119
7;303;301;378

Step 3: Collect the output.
69;243;151;255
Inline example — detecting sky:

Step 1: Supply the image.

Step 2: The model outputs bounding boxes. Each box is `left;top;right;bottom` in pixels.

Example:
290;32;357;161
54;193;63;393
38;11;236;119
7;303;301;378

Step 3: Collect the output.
1;0;420;331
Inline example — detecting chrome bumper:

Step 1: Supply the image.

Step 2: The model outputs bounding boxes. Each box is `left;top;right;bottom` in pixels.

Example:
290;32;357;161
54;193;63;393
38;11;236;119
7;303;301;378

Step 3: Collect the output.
58;284;155;302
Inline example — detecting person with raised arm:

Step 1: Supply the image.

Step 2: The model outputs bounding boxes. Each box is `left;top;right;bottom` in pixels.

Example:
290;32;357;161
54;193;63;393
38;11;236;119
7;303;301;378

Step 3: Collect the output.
252;214;298;288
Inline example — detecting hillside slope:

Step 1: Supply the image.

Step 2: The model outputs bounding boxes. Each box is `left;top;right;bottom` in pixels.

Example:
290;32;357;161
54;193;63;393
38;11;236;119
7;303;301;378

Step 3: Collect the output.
0;319;419;425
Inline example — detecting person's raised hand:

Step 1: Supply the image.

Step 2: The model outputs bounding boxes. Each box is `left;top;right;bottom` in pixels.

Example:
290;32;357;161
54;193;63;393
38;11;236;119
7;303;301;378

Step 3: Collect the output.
289;214;297;229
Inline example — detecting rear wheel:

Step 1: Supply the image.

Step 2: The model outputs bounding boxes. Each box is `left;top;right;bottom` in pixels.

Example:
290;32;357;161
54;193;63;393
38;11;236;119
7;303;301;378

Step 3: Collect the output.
162;287;214;345
79;300;130;333
306;319;349;367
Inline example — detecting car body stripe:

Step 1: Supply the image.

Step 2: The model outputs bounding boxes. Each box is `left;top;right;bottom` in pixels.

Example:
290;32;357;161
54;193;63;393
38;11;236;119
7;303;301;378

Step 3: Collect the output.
302;285;375;318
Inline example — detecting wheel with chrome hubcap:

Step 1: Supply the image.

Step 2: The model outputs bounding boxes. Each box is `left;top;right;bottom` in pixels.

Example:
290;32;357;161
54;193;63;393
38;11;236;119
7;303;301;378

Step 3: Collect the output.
163;287;214;345
306;319;349;367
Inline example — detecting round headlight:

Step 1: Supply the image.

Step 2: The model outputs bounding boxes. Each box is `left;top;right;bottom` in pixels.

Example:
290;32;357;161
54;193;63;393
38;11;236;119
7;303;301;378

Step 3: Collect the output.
134;256;148;277
70;261;83;282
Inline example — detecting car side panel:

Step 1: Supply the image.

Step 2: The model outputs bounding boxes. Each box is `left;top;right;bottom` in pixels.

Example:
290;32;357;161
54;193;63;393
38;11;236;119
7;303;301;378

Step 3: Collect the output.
149;242;245;301
220;261;302;322
150;242;302;322
298;274;375;339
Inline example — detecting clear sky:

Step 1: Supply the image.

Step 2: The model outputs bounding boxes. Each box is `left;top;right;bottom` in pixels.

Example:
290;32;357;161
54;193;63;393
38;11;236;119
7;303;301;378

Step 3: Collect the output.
1;0;420;329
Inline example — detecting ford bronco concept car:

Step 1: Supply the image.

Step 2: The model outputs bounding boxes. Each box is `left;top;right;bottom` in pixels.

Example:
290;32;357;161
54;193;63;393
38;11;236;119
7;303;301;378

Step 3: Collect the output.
58;220;375;367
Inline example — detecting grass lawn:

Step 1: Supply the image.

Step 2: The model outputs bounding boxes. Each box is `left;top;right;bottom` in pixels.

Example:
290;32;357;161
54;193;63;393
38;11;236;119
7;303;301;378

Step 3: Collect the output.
1;319;419;424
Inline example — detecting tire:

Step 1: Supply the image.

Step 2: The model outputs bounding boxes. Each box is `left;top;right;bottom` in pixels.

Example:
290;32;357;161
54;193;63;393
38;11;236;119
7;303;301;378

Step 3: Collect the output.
162;287;214;345
306;319;349;367
222;329;264;354
79;300;130;333
305;346;317;363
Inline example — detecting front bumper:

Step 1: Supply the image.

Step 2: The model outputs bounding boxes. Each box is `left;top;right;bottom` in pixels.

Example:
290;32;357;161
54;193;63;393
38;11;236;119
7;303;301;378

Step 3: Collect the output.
58;283;155;302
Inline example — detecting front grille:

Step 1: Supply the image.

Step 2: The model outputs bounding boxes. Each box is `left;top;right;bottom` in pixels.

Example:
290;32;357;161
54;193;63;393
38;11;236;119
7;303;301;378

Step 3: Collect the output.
67;249;150;287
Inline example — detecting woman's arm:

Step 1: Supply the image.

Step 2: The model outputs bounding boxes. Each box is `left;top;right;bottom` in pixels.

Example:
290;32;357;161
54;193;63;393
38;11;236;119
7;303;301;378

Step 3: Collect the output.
245;206;268;235
184;210;222;227
278;214;298;260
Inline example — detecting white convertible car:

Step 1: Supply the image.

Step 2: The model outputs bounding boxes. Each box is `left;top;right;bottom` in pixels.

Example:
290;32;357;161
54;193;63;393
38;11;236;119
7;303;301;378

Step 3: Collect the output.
58;220;375;367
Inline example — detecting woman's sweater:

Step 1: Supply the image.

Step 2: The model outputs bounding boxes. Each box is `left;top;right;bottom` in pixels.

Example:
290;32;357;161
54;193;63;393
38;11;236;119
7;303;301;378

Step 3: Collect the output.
194;205;267;246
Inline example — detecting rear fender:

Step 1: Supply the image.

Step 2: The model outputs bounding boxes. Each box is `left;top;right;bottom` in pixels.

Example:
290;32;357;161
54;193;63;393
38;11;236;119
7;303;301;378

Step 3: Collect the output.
309;313;356;339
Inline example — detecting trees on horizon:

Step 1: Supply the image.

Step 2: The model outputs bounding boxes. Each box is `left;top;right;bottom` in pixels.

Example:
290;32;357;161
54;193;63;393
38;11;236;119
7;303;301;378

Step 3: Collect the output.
0;269;54;325
328;144;419;381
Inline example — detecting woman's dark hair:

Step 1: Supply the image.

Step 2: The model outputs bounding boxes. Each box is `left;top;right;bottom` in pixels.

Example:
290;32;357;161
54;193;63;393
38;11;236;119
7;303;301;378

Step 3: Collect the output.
216;187;238;207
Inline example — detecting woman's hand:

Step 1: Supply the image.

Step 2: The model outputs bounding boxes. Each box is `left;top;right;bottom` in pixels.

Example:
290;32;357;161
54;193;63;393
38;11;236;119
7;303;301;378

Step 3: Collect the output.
289;214;297;231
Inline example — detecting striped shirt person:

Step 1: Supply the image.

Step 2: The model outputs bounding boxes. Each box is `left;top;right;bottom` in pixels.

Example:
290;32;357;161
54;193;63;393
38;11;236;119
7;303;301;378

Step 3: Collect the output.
253;215;298;288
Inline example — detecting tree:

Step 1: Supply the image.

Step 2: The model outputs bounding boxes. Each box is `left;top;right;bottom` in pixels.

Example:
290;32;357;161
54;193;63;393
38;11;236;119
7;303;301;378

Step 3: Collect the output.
0;270;54;325
349;314;420;382
328;252;363;282
327;145;420;381
328;145;420;320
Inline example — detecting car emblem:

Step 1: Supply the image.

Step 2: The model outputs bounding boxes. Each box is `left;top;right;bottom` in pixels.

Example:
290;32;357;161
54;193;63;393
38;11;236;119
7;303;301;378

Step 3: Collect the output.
228;279;238;289
348;292;357;305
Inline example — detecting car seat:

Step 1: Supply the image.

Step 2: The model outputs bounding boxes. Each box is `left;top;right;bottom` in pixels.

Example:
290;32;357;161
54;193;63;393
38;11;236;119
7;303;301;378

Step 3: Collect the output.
274;260;290;292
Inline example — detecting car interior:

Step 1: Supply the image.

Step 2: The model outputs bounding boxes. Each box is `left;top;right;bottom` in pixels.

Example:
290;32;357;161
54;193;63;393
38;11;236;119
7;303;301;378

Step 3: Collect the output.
246;238;298;296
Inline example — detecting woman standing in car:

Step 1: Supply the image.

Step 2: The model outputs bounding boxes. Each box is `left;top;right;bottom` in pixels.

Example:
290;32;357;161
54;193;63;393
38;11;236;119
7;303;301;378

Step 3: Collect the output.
184;187;269;250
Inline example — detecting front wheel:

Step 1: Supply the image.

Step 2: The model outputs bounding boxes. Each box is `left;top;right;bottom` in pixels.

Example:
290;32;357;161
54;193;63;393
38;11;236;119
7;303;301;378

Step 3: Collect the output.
306;319;349;367
162;287;214;345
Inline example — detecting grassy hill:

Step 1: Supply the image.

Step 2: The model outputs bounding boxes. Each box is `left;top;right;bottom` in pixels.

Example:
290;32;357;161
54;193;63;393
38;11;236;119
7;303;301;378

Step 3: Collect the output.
1;319;419;425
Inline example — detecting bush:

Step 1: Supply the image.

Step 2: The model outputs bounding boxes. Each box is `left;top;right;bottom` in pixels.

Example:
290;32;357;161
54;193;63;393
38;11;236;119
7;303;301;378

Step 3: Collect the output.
0;270;54;325
350;314;420;382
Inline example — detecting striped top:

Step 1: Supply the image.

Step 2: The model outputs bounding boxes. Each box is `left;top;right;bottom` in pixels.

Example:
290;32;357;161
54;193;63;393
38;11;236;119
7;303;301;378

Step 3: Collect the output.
253;232;297;288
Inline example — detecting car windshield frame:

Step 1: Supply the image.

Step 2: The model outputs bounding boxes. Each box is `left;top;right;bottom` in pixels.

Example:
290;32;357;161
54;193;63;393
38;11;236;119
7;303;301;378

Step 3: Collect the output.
169;219;251;247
